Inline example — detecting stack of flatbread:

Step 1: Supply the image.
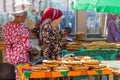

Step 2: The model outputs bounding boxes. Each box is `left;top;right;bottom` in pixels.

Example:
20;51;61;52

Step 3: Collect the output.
82;42;99;50
74;32;85;41
61;38;68;49
92;41;115;49
66;42;82;51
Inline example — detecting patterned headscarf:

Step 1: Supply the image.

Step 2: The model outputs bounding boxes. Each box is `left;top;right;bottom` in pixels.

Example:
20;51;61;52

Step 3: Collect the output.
32;7;62;32
40;7;63;25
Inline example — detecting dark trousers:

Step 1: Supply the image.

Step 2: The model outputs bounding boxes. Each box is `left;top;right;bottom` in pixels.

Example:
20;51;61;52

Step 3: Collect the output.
0;63;16;80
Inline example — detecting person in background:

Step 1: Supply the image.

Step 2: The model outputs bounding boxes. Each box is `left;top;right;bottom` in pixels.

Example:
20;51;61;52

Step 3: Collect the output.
106;14;120;42
38;7;63;60
117;15;120;30
3;11;32;66
63;27;73;42
32;11;44;45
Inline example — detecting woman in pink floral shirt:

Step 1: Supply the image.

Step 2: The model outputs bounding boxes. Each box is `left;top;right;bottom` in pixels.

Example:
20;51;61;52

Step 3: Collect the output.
3;11;32;66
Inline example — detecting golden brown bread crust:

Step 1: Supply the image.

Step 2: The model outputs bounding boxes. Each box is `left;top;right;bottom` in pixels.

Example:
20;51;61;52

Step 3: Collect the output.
82;56;93;60
53;66;70;72
32;69;51;72
83;63;106;69
75;56;93;60
71;66;89;70
81;60;100;65
98;63;106;68
43;60;61;64
61;60;82;65
83;64;99;68
67;42;81;45
45;64;59;67
32;64;48;70
32;64;51;72
66;48;80;51
66;44;81;48
42;60;61;67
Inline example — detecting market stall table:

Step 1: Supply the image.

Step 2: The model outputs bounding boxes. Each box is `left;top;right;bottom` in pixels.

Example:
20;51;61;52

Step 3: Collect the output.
17;64;113;80
62;49;120;60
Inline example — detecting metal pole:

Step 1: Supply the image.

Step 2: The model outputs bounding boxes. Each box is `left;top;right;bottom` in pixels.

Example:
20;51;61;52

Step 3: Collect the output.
39;0;42;12
49;0;51;7
66;0;69;27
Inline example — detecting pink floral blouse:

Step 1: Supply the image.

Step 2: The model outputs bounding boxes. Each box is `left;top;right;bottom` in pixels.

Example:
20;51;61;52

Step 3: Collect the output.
3;23;32;65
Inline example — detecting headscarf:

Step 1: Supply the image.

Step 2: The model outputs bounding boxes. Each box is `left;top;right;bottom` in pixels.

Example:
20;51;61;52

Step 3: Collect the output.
36;7;63;26
32;7;62;32
42;7;62;23
13;11;27;17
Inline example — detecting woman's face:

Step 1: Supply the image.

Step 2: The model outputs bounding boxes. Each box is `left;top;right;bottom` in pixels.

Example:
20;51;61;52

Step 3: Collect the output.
15;12;27;23
19;13;27;22
53;17;62;25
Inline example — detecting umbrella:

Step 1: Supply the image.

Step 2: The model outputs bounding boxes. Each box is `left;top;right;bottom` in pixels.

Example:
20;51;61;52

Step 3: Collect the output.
71;0;120;14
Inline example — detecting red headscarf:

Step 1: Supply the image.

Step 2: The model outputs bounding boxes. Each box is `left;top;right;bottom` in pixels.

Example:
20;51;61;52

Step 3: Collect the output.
41;7;63;25
32;7;63;33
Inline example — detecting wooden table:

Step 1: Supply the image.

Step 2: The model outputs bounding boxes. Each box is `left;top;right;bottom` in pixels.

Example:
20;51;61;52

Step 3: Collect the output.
17;64;113;80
